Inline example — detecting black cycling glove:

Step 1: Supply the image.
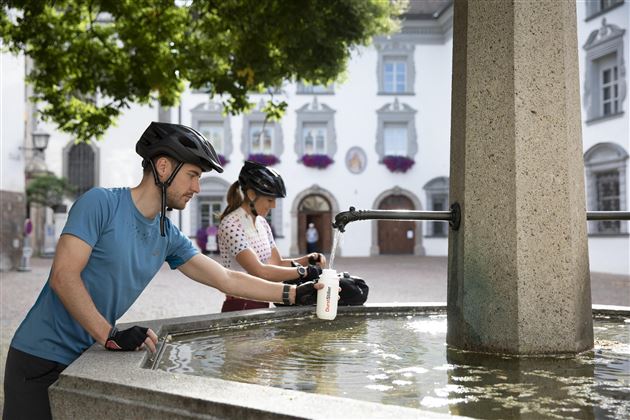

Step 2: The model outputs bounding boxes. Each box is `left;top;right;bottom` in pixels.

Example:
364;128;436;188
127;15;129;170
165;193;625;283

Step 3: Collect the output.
105;326;149;351
295;281;317;305
308;253;323;265
302;264;322;282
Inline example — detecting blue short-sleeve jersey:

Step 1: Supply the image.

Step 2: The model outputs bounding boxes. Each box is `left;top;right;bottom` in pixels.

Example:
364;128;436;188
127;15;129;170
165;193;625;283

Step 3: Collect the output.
11;187;197;365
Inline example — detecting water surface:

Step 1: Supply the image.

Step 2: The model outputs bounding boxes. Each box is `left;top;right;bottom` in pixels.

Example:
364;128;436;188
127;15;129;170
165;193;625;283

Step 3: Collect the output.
154;313;630;419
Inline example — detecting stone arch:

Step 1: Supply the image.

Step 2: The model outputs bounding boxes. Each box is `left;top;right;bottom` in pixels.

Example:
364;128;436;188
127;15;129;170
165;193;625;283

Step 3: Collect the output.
290;184;340;256
370;186;425;256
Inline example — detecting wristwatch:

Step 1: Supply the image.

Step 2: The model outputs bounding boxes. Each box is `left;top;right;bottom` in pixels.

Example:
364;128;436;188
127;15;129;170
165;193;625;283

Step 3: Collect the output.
296;265;306;279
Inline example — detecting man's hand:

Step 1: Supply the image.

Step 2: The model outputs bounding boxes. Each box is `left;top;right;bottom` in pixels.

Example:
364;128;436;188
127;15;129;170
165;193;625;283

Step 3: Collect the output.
105;326;158;353
295;281;320;305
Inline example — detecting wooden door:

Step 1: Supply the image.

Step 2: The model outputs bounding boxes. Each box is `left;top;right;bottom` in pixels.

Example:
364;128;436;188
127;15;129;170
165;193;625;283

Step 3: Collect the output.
378;195;415;254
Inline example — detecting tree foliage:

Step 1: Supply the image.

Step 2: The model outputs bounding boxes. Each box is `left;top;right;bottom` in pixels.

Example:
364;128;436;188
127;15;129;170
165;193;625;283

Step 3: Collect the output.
26;172;76;208
1;0;405;142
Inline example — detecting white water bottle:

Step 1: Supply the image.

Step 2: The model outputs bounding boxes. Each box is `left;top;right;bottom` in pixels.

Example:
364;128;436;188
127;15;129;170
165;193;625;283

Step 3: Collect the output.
316;269;339;320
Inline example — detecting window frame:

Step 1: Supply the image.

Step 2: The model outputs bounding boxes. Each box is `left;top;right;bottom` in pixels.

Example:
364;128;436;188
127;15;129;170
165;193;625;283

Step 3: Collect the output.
582;19;626;123
62;140;99;198
241;104;284;159
375;39;415;96
294;97;337;161
584;142;629;235
296;81;335;95
190;102;232;159
375;99;418;162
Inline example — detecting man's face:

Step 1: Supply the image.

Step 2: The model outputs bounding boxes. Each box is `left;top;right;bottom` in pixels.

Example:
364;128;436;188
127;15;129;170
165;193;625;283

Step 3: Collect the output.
165;162;202;210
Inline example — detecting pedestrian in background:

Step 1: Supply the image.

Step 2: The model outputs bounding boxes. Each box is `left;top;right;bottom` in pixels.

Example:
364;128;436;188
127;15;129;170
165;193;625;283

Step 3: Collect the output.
306;222;319;253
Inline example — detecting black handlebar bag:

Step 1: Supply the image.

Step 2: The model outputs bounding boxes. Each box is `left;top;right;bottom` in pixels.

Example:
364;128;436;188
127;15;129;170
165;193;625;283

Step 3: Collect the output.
279;271;369;307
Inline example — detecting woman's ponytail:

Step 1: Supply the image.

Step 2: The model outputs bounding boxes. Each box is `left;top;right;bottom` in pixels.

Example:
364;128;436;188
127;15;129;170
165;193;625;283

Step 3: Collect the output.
220;181;244;220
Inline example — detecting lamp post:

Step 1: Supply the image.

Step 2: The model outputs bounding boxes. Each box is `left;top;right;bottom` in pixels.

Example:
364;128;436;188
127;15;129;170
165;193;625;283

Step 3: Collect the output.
22;129;51;259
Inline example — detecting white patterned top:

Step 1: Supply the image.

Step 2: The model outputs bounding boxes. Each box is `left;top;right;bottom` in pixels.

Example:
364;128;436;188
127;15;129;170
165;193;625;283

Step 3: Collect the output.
218;206;275;271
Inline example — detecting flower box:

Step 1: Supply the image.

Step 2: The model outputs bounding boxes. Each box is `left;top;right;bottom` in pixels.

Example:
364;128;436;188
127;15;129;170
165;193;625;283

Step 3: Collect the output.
218;154;229;167
382;155;415;173
246;153;280;166
301;154;334;169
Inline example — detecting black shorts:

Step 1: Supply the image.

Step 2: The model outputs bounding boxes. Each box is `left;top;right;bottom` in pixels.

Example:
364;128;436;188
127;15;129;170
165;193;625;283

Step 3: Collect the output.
3;347;67;420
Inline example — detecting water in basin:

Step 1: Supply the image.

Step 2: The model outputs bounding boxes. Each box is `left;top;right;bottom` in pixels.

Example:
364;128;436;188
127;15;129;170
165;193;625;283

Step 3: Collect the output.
154;312;629;419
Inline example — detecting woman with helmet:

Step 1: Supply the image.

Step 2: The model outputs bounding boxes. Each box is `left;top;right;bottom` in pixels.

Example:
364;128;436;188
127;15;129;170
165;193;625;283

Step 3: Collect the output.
218;160;327;312
4;122;319;420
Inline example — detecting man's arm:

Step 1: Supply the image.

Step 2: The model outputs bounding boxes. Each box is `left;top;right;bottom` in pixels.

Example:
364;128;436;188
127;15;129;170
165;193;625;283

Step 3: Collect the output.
49;234;156;351
179;254;322;304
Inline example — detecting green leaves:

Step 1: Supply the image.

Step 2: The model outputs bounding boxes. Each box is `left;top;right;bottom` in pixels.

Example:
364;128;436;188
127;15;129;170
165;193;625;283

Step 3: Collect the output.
2;0;404;142
26;172;76;208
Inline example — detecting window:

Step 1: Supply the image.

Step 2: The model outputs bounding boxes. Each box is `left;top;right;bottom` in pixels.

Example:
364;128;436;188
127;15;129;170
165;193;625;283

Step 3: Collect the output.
583;19;626;123
600;62;619;116
241;102;284;159
200;200;222;228
584;143;628;235
423;177;449;237
249;123;274;154
294;97;337;161
191;102;232;160
198;122;224;155
375;39;415;95
296;82;334;95
596;171;621;233
63;141;99;197
585;0;624;19
302;123;327;154
383;123;408;156
375;99;418;161
383;58;407;93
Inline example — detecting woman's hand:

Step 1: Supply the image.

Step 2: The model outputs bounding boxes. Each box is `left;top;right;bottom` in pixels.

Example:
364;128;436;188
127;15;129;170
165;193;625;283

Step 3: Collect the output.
308;252;327;268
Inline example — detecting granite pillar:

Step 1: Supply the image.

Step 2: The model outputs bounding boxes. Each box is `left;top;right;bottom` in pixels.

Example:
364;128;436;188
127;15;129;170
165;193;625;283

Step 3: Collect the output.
447;0;593;354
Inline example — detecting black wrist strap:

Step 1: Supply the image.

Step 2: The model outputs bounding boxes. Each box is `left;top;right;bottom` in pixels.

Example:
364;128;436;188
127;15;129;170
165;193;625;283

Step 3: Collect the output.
282;284;291;305
107;326;118;341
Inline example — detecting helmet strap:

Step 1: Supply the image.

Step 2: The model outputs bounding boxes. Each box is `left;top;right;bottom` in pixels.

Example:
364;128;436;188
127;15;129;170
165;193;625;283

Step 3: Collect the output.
246;190;259;218
148;159;185;236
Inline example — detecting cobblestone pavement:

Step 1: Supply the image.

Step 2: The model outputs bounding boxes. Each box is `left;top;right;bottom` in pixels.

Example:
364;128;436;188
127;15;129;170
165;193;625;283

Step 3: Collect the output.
1;255;628;410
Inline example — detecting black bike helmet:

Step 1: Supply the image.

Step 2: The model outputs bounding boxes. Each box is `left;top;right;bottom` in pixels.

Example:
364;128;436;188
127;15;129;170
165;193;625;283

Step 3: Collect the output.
136;122;223;236
238;160;286;198
136;122;224;173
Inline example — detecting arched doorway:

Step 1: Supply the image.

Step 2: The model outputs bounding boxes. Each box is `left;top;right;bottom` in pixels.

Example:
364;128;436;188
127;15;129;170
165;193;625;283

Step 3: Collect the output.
377;194;416;254
297;195;332;254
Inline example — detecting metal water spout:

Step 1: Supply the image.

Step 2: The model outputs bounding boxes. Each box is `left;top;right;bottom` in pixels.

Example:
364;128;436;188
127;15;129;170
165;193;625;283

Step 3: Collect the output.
333;202;461;232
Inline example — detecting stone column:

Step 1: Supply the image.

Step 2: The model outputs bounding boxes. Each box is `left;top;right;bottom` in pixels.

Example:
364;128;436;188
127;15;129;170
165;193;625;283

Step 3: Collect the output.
447;0;593;354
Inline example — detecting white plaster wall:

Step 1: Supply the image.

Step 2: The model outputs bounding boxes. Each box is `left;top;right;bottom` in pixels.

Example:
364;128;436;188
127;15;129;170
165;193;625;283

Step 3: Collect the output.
588;236;630;274
1;51;26;193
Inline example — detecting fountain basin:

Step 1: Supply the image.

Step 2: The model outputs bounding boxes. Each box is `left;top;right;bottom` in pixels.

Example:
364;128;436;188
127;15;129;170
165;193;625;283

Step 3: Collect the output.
49;304;629;419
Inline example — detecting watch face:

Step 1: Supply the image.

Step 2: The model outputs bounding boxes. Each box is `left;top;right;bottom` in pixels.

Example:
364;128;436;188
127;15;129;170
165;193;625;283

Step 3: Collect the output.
297;266;306;277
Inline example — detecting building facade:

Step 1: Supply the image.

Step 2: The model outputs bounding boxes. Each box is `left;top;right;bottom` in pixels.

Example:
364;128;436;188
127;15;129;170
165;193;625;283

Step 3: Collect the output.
1;1;628;274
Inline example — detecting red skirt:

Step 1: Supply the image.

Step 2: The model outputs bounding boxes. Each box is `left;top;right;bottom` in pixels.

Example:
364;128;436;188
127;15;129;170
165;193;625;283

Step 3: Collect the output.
221;296;270;312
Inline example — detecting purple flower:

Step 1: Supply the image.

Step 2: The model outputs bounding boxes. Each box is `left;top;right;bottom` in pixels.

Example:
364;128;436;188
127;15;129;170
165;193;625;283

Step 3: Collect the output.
247;153;280;166
382;155;415;173
218;154;229;166
301;154;334;169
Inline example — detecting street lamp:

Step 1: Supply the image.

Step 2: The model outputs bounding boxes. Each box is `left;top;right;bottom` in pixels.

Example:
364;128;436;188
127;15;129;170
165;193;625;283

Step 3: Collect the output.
31;130;51;151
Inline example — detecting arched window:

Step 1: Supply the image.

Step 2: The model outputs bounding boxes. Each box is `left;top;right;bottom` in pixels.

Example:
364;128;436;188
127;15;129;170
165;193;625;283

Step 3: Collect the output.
63;141;99;197
584;142;628;234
